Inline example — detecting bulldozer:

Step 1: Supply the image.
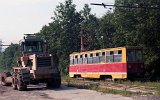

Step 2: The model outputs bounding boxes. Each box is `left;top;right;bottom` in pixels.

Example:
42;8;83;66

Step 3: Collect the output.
0;34;61;91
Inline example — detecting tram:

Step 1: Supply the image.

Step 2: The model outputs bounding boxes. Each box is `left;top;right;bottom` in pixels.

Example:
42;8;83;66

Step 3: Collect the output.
69;46;144;80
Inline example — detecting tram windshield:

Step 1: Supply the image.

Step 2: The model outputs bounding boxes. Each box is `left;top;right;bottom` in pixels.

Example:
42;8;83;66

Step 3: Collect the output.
127;49;142;62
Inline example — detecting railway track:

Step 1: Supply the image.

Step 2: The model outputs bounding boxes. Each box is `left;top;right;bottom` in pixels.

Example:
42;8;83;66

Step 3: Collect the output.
62;78;157;95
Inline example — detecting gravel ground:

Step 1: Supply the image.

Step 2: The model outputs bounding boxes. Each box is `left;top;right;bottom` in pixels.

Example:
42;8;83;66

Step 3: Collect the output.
0;84;133;100
0;84;160;100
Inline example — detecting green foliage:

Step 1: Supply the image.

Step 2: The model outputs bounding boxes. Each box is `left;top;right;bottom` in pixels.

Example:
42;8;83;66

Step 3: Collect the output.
98;12;115;48
38;0;82;75
80;4;100;50
113;0;142;46
113;0;160;79
0;44;20;71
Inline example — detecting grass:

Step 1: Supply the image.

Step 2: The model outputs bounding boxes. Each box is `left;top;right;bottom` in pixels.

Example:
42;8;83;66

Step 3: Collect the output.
64;81;144;96
101;88;133;96
120;81;160;95
61;77;148;96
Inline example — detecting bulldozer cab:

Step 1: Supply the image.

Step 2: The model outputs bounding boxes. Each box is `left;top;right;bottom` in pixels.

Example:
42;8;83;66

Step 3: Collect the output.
20;34;46;55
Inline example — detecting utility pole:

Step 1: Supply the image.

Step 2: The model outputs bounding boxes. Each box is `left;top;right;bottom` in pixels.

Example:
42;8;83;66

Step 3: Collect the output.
80;31;84;52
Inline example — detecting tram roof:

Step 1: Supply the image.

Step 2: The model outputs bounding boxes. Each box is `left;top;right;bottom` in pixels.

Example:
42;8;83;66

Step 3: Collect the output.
70;46;143;56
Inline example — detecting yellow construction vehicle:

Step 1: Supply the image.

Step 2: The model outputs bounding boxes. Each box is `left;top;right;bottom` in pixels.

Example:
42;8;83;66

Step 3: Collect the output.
0;34;61;91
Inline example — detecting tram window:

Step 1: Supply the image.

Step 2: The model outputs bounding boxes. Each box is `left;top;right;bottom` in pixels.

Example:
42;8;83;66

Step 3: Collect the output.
127;50;136;62
136;50;142;62
88;53;93;64
75;55;78;58
100;52;105;63
106;51;113;62
106;52;110;55
87;54;90;58
85;54;87;58
78;55;83;64
70;56;74;65
127;50;135;62
96;53;99;56
74;55;78;64
83;54;88;64
114;50;118;54
102;52;105;56
95;53;99;63
114;50;122;62
93;53;96;57
99;52;102;56
118;50;122;54
127;50;142;62
93;53;99;63
110;51;114;55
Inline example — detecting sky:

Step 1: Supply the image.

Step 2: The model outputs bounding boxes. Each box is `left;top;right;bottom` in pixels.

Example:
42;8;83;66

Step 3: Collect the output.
0;0;114;46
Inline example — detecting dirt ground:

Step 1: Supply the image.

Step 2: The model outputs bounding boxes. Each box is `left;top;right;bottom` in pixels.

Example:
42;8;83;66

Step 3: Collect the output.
0;84;133;100
1;84;160;100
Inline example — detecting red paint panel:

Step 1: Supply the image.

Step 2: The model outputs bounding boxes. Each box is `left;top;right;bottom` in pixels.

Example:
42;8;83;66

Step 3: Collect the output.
127;62;144;73
69;63;127;73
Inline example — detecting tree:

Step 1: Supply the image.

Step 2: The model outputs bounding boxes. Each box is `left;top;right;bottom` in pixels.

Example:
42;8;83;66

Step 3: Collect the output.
38;0;83;74
80;4;100;50
0;44;20;71
113;0;160;79
98;11;115;48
